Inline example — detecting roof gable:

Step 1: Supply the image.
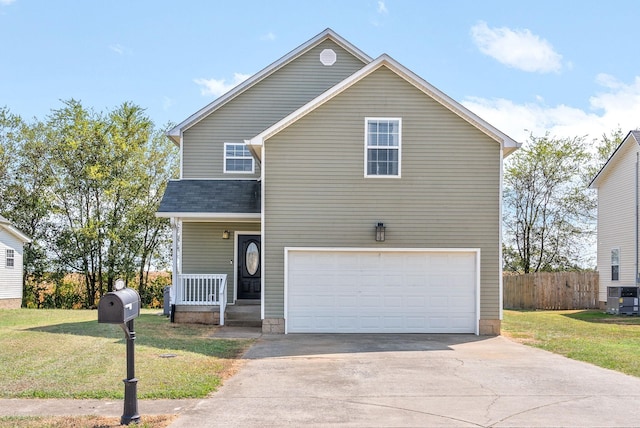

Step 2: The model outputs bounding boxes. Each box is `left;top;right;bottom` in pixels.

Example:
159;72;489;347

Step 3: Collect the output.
589;130;640;189
247;54;520;159
167;29;372;144
0;214;31;243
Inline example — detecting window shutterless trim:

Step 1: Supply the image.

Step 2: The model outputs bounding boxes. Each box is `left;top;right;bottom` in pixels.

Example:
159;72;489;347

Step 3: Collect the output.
224;142;255;174
611;247;620;281
364;117;402;178
5;249;14;269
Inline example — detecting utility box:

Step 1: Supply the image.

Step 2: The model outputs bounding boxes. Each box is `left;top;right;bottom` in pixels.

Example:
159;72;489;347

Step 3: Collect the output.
607;286;640;315
98;288;141;324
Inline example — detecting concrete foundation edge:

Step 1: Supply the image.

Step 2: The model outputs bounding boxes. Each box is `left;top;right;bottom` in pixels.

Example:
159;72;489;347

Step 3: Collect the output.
479;319;501;336
261;318;500;335
173;306;220;325
262;318;285;334
0;298;21;309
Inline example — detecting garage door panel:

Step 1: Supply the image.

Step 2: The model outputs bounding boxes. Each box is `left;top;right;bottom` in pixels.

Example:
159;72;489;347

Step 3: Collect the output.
287;250;477;333
384;296;403;308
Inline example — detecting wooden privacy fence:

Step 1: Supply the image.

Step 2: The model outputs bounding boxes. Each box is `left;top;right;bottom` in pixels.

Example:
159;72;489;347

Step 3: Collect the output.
503;272;599;310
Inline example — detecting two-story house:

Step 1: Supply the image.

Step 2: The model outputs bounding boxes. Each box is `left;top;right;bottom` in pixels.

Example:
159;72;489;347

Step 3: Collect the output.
157;29;520;334
590;130;640;306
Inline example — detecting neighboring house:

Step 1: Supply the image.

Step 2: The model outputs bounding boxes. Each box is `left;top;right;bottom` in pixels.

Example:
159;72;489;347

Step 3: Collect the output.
0;214;31;309
157;29;520;334
590;130;640;305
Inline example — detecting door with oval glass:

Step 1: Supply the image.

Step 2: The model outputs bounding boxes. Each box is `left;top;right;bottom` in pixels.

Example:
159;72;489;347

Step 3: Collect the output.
237;234;261;299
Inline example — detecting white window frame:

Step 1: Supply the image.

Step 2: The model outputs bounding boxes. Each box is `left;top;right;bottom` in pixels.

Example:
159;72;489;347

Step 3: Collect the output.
6;249;14;269
224;143;255;174
611;248;620;281
364;117;402;178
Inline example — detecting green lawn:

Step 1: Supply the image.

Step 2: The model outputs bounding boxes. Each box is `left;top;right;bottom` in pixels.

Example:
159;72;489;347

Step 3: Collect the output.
0;309;254;399
503;309;640;377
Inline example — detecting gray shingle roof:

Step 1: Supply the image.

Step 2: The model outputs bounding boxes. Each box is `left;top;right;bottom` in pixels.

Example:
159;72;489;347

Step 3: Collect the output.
158;180;261;214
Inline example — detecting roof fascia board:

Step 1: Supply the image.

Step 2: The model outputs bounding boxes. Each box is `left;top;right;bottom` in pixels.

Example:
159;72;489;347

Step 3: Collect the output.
388;56;521;156
155;212;260;220
167;29;372;142
589;130;638;189
248;54;520;158
0;224;31;243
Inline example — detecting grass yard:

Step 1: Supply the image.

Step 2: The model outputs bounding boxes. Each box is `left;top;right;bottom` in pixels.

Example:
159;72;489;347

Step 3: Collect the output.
0;415;175;428
503;309;640;377
0;309;254;399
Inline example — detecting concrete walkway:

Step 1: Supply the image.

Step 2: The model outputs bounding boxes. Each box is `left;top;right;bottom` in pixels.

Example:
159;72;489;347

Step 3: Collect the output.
4;333;640;427
0;398;196;418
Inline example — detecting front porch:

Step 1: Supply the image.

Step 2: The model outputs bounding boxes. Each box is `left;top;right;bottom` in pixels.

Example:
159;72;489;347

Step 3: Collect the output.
171;273;262;327
172;273;228;325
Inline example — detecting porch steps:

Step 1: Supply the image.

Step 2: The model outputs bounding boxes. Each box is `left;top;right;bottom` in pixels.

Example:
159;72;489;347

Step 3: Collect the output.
225;300;261;328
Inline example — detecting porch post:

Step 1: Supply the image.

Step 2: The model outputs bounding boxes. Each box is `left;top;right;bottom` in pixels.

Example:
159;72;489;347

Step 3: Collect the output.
170;218;179;305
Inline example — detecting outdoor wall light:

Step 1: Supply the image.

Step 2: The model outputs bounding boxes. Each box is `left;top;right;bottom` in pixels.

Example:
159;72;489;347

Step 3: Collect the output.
222;230;230;239
375;222;385;242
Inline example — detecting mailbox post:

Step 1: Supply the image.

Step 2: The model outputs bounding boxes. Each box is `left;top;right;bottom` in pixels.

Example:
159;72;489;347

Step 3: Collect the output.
98;281;141;425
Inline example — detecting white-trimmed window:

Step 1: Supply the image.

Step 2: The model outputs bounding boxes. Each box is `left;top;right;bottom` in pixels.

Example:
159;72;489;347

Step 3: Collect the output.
5;249;14;269
224;143;254;173
365;118;401;177
611;248;620;281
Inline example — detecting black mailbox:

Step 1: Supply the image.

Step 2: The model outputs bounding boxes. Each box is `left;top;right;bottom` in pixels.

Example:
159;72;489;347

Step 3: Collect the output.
98;288;141;324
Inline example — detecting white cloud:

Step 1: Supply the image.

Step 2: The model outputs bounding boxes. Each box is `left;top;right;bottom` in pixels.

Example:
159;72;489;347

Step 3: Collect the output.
461;74;640;143
162;96;173;111
470;21;563;73
377;1;388;14
260;31;276;41
109;44;125;55
194;73;251;97
0;0;16;5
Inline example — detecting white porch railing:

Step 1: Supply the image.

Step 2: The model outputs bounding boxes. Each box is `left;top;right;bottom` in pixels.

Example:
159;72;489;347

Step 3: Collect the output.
176;274;227;325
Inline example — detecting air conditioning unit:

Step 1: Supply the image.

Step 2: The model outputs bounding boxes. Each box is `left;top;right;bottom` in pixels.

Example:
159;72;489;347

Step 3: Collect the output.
607;287;640;315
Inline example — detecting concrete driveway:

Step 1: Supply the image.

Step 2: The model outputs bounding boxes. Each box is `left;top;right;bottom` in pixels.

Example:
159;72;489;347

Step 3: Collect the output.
170;333;640;427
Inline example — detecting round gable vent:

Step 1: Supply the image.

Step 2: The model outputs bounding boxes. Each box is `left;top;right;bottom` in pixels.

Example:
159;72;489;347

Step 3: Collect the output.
320;49;337;66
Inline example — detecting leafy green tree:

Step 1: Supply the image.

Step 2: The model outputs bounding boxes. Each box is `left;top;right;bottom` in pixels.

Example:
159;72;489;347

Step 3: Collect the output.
47;100;107;305
130;126;178;303
0;101;178;308
503;134;594;272
0;107;21;198
585;128;625;182
0;110;54;294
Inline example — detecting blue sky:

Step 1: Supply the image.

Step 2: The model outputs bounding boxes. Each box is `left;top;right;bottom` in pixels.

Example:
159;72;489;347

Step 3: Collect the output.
1;0;639;143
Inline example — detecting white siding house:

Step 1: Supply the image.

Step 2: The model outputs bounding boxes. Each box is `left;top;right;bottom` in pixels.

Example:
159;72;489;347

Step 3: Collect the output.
590;130;640;304
0;215;31;308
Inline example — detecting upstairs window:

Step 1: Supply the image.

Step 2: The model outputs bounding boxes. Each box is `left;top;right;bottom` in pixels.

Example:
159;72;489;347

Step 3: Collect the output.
224;143;255;173
611;248;620;281
365;118;401;177
5;249;14;269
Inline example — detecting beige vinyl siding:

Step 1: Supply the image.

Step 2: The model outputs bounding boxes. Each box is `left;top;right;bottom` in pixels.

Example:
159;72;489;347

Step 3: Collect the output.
183;40;367;179
182;222;260;302
263;66;501;320
596;140;640;302
0;229;24;300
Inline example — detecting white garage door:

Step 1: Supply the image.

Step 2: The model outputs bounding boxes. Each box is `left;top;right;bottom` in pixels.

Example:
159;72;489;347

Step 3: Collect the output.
286;249;478;334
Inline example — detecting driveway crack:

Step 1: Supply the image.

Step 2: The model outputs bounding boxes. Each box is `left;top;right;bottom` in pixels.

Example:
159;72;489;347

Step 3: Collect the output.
486;395;592;427
339;398;486;427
